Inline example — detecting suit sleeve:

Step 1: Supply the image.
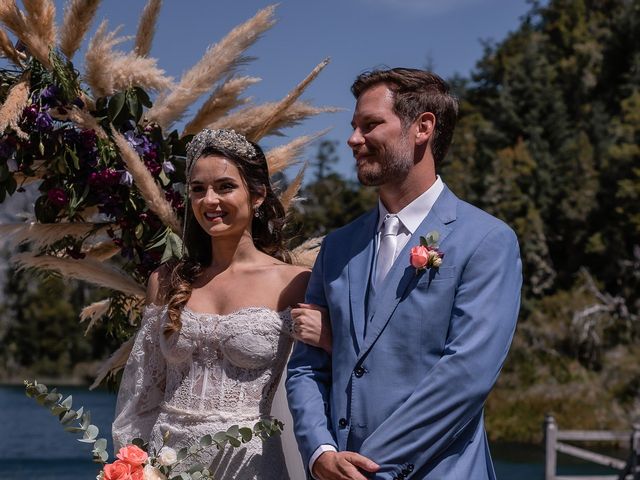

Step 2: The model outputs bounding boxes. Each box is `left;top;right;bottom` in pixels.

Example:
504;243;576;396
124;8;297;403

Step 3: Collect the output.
359;225;522;479
286;239;337;470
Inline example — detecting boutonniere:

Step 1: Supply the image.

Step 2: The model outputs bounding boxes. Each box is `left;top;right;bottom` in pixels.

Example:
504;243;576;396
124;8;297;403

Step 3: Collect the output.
409;230;444;273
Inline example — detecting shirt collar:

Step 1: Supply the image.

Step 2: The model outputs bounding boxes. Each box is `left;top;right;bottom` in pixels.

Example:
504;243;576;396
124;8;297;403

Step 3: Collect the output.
377;176;444;234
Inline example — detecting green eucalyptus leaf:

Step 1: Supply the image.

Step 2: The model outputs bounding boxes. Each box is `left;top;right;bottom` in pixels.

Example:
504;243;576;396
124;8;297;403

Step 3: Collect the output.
61;394;72;408
212;431;227;446
128;93;140;122
419;236;428;247
132;437;145;449
187;464;205;474
108;92;126;122
135;87;152;108
83;424;99;440
93;438;108;451
60;409;77;425
239;427;252;443
199;434;212;447
64;426;84;433
227;436;241;448
177;447;188;461
226;425;240;438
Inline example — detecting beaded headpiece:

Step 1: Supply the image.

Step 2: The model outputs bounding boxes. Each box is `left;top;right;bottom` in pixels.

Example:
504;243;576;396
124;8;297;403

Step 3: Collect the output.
185;128;257;178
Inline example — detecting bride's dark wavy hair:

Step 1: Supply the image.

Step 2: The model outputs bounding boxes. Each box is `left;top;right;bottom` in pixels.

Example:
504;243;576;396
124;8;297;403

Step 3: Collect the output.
163;138;290;335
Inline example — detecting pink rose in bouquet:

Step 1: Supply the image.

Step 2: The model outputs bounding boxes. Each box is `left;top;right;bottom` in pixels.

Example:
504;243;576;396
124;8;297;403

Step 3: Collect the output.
116;444;148;467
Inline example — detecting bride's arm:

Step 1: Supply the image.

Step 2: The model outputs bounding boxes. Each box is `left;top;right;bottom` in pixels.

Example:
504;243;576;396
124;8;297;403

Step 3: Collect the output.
112;269;168;449
291;304;332;354
279;267;333;354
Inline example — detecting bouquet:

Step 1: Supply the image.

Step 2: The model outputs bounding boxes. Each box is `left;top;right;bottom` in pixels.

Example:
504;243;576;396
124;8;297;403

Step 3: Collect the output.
25;380;283;480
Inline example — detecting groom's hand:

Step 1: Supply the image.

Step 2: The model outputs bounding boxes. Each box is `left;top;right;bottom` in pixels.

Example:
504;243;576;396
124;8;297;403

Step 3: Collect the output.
313;451;379;480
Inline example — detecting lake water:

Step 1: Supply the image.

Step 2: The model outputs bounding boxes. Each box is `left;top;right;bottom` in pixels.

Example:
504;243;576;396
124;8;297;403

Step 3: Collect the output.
0;385;621;479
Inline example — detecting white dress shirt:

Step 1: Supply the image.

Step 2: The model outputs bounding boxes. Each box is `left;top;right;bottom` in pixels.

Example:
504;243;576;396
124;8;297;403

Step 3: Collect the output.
308;177;445;477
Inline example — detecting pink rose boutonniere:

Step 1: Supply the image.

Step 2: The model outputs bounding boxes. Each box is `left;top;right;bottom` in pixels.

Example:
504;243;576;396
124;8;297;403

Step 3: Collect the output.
410;230;444;273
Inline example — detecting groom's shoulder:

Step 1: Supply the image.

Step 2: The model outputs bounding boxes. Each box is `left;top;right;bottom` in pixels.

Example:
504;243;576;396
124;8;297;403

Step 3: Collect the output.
324;209;375;243
453;194;518;242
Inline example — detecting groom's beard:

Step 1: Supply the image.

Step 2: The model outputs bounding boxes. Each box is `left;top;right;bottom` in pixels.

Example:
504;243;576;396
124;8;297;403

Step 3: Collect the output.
357;139;413;187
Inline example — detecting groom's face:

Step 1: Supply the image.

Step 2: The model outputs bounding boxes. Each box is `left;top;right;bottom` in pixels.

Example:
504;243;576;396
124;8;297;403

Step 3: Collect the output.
348;83;414;186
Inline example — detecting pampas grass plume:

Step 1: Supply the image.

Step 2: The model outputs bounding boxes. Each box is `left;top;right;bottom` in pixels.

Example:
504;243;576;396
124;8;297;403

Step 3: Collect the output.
182;76;260;136
266;129;329;174
135;0;162;57
291;236;323;268
113;131;181;234
13;252;146;297
0;27;23;65
0;78;30;139
278;164;306;212
147;5;276;129
59;0;101;59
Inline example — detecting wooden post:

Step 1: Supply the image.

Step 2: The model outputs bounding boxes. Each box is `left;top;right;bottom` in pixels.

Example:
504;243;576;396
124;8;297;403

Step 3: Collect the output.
545;414;558;480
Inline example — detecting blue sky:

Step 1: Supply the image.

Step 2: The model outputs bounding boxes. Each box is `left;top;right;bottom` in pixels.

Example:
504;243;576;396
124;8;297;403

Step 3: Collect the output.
37;0;533;179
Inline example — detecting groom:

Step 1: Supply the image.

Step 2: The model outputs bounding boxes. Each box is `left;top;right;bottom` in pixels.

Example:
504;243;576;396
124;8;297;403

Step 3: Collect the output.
286;68;522;479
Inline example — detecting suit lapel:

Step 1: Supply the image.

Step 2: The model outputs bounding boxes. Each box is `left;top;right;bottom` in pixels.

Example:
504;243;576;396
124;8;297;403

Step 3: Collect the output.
357;186;458;362
347;209;378;351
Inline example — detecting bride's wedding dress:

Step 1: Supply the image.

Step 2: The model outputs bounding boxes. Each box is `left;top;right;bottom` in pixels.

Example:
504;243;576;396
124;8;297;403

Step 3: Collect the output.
113;304;305;479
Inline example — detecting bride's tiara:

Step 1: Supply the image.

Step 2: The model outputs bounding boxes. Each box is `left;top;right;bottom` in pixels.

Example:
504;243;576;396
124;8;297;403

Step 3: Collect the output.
186;129;257;174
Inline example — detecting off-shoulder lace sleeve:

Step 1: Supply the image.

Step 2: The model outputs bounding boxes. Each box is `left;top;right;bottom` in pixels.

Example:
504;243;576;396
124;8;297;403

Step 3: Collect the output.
112;304;166;450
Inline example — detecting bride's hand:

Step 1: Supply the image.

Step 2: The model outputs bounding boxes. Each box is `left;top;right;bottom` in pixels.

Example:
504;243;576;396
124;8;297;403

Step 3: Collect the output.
291;303;332;354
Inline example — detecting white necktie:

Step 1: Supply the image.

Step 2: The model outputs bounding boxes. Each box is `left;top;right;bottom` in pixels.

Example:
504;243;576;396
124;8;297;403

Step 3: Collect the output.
374;215;400;288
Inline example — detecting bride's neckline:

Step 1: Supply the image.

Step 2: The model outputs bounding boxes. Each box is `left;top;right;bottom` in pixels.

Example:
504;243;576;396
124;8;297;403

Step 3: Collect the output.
182;305;291;318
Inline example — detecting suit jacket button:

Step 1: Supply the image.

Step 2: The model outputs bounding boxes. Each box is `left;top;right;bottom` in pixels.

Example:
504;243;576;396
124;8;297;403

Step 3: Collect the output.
407;464;414;472
354;366;365;377
338;418;348;428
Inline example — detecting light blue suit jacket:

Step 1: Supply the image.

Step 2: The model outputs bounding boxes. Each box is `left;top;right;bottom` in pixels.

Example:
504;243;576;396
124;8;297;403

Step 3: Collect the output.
286;185;522;479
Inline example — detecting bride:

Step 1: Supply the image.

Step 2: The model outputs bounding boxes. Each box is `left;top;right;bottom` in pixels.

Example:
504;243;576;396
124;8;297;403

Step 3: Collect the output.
112;128;330;479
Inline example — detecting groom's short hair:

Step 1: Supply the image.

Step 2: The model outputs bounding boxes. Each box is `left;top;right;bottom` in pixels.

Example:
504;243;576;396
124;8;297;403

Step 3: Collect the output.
351;68;459;165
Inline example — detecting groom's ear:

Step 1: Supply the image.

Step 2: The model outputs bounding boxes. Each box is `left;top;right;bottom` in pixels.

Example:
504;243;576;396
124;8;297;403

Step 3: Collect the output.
414;112;436;146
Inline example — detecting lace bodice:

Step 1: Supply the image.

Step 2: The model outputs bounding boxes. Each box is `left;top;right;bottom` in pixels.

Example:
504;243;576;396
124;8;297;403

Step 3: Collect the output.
112;304;295;478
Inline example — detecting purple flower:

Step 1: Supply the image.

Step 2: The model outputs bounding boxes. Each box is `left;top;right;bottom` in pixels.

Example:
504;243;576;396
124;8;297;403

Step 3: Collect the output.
47;188;68;208
120;171;133;187
39;85;60;107
124;130;152;156
35;111;54;131
162;160;175;174
23;104;39;121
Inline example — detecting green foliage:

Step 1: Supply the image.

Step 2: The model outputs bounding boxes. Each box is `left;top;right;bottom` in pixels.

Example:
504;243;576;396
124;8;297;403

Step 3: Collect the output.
439;0;640;440
24;381;283;479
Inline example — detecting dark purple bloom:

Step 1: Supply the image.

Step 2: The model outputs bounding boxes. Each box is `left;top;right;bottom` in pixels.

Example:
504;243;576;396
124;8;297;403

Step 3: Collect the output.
47;188;68;208
23;104;39;122
39;85;60;107
144;159;161;176
124;130;152;156
35;111;54;131
120;171;133;186
162;160;175;174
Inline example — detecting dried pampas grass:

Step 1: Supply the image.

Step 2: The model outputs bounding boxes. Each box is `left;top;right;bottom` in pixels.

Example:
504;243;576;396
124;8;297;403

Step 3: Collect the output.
135;0;162;57
113;131;181;234
291;236;323;268
83;241;121;262
85;21;173;98
278;164;306;212
182;76;260;136
147;5;276;129
0;27;23;65
50;105;108;139
249;58;330;142
80;298;111;335
210;102;337;139
59;0;101;59
0;222;104;249
90;337;135;389
13;252;146;297
22;0;56;46
266;129;329;174
0;78;30;139
0;0;52;67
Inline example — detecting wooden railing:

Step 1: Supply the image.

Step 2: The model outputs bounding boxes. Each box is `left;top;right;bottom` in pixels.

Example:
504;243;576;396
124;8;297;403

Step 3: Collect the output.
544;414;640;480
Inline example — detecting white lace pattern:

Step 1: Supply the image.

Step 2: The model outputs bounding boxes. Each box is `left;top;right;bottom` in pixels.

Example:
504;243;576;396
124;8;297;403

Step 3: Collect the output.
113;304;295;479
